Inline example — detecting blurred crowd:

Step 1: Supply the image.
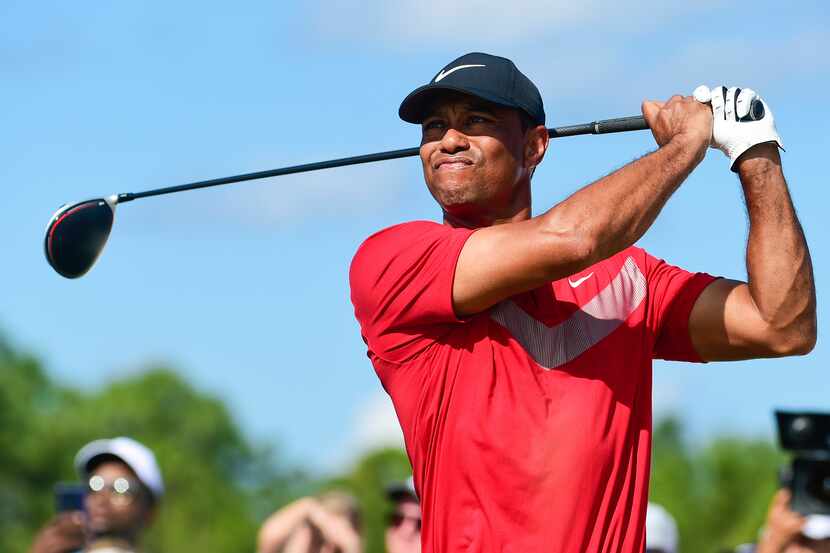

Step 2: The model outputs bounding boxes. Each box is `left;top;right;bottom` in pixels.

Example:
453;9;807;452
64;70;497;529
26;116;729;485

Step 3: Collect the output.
28;436;829;553
29;437;421;553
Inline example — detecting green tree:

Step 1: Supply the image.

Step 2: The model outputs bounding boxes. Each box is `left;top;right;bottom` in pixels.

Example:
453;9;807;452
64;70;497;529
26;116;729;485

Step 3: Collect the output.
0;333;73;551
0;332;306;553
650;415;785;553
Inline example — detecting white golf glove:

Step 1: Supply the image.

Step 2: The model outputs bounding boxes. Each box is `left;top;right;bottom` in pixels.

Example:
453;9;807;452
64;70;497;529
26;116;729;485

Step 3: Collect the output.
693;85;783;171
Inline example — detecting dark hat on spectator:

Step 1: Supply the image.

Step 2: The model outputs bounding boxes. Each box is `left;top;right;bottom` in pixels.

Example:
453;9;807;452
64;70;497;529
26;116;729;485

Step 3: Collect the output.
386;476;417;502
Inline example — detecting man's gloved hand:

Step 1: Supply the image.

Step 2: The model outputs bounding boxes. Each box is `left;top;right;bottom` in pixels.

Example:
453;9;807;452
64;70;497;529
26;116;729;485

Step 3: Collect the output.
693;84;784;171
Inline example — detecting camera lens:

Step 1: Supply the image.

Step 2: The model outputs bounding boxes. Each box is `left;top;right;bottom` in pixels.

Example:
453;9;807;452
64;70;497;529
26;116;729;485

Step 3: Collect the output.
790;416;813;445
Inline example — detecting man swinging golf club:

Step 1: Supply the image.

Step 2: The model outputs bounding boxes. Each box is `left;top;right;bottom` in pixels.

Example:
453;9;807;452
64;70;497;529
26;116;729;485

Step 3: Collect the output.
349;52;817;552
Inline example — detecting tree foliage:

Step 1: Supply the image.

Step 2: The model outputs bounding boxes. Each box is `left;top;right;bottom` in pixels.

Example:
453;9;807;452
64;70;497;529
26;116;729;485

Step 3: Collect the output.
650;415;785;553
0;333;306;553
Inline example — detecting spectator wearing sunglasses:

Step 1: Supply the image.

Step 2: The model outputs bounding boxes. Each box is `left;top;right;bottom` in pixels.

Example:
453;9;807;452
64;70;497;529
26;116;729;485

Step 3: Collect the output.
385;478;421;553
30;437;163;553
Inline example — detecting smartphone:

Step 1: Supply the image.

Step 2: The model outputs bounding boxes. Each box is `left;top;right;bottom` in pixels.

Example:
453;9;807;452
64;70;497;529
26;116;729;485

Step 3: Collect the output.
54;482;86;513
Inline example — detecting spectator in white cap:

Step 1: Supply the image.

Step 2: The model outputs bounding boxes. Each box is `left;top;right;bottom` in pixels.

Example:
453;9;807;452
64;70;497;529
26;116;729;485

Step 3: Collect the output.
646;502;679;553
385;477;420;553
29;436;163;553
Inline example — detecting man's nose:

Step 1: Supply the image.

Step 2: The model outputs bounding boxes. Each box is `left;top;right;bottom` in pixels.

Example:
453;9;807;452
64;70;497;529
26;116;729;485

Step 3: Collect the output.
439;128;470;153
86;492;109;511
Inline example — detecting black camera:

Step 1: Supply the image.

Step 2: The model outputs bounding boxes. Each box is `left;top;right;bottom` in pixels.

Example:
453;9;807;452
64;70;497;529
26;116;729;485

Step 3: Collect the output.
775;410;830;515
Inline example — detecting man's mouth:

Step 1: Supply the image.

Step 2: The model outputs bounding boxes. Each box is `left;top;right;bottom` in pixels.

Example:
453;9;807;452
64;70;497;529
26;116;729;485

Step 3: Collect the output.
435;157;473;170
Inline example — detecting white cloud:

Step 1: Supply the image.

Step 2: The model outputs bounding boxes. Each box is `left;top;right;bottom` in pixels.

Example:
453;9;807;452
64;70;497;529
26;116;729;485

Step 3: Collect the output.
642;30;830;96
313;0;720;46
219;159;412;224
324;389;405;470
352;391;406;450
131;154;419;230
308;2;826;115
515;29;830;116
652;369;683;419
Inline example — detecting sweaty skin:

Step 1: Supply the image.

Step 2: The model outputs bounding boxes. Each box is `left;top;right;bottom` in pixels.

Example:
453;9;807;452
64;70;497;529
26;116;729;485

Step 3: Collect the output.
419;91;815;359
688;144;816;360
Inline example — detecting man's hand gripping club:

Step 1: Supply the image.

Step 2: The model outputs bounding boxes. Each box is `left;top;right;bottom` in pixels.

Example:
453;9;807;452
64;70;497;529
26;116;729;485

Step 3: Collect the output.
641;93;713;160
693;84;784;171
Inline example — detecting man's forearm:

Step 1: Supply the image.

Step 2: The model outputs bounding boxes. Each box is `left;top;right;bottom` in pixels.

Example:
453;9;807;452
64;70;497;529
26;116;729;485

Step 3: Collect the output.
543;137;702;264
739;145;816;351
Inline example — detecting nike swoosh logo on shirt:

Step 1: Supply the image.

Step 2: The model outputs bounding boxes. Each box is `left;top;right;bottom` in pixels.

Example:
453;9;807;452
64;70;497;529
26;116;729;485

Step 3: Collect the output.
434;64;486;82
568;273;594;288
490;257;646;370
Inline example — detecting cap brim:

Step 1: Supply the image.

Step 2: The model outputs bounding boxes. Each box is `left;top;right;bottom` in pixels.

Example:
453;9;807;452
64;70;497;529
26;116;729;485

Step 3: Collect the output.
385;482;417;501
75;440;115;476
399;84;526;124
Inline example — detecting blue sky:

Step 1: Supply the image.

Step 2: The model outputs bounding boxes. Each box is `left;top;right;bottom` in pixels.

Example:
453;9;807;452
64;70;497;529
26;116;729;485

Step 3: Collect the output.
2;1;828;472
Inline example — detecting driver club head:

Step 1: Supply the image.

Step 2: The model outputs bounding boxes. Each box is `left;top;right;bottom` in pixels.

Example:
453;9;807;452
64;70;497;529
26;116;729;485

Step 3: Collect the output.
45;196;117;279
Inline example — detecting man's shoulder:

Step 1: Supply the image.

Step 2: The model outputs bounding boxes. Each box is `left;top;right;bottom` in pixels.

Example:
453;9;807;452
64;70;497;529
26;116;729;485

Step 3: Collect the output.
358;220;444;248
351;220;445;265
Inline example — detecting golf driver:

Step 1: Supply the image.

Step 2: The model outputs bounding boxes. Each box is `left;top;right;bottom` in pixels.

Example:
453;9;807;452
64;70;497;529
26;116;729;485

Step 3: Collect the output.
45;115;648;279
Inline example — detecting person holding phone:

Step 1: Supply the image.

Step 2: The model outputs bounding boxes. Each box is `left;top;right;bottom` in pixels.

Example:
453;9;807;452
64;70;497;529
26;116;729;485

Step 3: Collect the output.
30;437;163;553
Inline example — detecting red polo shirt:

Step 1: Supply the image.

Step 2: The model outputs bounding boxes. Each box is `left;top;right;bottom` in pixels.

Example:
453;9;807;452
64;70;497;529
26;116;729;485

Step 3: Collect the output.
350;220;716;553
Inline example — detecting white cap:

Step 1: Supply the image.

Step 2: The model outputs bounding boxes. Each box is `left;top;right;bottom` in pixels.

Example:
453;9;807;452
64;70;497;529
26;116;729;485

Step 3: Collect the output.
646;502;679;553
803;514;830;540
75;437;164;500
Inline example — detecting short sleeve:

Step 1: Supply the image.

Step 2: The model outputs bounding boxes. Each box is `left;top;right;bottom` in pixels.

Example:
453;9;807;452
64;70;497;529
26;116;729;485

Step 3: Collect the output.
643;251;718;362
349;221;475;362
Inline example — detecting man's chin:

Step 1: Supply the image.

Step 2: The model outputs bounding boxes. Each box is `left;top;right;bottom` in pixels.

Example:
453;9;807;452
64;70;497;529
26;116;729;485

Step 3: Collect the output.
433;184;479;212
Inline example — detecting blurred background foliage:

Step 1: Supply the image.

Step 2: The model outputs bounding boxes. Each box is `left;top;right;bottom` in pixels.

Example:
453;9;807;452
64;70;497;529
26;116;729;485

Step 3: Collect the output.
1;331;784;553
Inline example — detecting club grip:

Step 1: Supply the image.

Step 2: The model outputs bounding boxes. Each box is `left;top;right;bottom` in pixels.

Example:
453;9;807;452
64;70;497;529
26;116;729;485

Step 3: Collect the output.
594;116;648;134
548;115;648;138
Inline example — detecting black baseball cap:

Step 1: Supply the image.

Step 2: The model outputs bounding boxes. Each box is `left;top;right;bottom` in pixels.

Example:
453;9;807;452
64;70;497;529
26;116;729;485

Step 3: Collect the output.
399;52;545;126
386;477;418;502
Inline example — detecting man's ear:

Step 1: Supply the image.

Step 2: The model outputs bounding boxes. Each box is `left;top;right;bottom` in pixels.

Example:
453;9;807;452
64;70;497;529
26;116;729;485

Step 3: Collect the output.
524;124;549;172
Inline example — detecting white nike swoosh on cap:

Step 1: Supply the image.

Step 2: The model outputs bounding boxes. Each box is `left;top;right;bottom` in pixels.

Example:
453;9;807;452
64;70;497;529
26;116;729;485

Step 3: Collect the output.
568;273;594;288
434;64;486;83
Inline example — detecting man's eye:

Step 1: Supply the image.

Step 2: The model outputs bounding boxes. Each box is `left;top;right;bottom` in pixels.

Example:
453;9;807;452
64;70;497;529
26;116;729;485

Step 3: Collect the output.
424;120;445;130
468;115;487;124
